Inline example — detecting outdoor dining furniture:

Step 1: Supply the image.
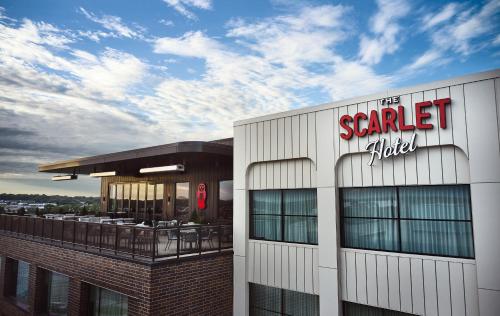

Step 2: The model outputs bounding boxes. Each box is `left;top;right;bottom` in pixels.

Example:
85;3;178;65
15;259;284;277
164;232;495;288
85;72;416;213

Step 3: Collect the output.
181;230;198;250
165;229;179;250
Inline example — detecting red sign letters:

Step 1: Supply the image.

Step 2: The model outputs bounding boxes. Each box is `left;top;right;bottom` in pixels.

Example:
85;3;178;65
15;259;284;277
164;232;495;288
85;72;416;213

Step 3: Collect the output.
339;98;451;140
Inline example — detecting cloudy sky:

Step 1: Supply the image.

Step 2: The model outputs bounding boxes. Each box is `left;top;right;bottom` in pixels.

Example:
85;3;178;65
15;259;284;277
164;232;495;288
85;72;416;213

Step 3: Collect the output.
0;0;499;196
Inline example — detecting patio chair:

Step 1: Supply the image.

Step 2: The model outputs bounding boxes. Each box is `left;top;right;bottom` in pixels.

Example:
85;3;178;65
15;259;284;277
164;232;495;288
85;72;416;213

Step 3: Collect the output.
182;231;198;250
201;229;214;248
165;229;179;250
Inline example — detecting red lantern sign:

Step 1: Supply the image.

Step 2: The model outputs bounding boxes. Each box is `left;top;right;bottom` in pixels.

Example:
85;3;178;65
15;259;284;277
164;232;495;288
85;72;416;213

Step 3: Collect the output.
196;183;207;210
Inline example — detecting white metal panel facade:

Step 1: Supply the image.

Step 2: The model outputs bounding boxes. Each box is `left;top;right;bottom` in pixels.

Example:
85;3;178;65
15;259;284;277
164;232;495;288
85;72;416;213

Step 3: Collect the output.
233;69;500;316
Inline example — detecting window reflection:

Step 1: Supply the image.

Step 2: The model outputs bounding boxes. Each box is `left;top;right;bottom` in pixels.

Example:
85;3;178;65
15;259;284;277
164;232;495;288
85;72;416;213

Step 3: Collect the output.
146;183;155;220
175;182;190;216
89;285;128;316
219;180;233;219
123;184;130;213
47;271;69;315
116;184;123;212
155;184;164;220
138;183;146;220
108;184;116;212
130;183;138;215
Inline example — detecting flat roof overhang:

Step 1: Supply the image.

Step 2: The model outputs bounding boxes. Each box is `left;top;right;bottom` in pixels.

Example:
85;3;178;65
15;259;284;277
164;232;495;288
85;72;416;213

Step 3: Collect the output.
38;140;233;175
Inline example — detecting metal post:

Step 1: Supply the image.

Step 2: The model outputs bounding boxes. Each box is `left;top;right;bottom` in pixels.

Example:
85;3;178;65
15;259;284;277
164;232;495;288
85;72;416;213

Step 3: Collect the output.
114;226;119;256
132;228;136;259
72;221;76;245
98;224;102;253
198;226;202;255
152;228;157;262
50;220;54;243
85;222;89;250
218;225;222;253
41;219;44;241
176;227;181;259
61;221;64;245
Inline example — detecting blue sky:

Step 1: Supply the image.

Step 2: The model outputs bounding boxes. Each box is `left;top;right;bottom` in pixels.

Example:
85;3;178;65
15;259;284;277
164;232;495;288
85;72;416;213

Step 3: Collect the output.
0;0;498;196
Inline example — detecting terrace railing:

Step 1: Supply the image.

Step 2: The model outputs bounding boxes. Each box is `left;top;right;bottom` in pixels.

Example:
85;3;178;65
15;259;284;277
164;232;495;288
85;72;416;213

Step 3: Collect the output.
0;214;232;263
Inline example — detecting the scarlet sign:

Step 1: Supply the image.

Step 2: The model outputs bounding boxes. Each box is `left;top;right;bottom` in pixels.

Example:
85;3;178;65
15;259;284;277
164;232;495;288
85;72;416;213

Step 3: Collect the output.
339;98;451;140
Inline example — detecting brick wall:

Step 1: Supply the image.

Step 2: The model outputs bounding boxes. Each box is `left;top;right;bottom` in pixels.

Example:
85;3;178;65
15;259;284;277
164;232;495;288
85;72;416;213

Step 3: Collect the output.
0;235;233;315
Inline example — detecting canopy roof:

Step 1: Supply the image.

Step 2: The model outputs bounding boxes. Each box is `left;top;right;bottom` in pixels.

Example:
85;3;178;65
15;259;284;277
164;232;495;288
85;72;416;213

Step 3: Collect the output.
38;139;233;175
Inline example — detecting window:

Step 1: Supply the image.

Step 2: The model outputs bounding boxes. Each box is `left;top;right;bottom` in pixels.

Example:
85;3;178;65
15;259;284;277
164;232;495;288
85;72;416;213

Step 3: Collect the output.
250;283;319;316
175;182;190;216
130;183;138;214
123;184;130;213
250;189;317;244
89;286;128;316
46;271;69;316
116;184;123;211
155;183;164;218
343;302;414;315
340;185;474;258
108;184;116;212
146;183;155;219
16;260;29;307
4;259;30;308
138;183;146;219
218;180;233;219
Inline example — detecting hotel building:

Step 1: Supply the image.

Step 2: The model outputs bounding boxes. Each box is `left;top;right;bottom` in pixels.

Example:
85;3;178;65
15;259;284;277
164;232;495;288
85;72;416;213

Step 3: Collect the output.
233;69;500;316
0;140;234;315
0;69;499;315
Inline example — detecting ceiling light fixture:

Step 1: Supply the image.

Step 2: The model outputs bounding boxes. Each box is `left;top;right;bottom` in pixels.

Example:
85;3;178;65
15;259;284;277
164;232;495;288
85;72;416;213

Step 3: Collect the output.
52;174;77;181
139;164;184;174
89;171;117;177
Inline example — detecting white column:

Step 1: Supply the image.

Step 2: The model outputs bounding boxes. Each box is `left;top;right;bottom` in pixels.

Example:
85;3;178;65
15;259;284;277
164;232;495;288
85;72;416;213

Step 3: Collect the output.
464;79;500;316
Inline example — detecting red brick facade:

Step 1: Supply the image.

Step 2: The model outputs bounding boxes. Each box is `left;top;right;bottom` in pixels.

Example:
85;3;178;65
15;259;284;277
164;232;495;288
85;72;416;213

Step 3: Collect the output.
0;235;233;315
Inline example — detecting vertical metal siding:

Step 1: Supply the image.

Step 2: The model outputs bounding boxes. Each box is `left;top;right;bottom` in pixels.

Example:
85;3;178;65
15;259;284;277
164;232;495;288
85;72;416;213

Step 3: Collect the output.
340;249;478;316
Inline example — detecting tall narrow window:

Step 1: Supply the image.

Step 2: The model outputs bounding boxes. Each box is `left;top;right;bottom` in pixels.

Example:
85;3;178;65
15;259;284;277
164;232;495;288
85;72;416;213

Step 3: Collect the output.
46;271;69;315
146;183;155;220
138;183;146;220
283;190;318;244
218;180;233;219
108;184;116;212
89;285;128;316
340;185;474;258
123;184;130;213
175;182;190;216
5;259;30;308
130;183;138;216
116;184;123;212
16;260;29;307
155;183;164;219
250;189;318;244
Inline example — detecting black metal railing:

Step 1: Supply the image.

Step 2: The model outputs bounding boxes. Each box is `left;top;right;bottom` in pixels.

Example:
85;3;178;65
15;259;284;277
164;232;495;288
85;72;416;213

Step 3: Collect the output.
0;215;232;263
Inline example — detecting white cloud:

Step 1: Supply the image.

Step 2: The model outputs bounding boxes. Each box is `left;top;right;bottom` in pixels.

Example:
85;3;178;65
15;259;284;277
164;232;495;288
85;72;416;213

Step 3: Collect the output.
358;0;410;65
408;0;500;71
79;7;143;39
148;4;391;140
163;0;212;20
227;5;347;66
159;19;174;27
422;3;459;30
0;14;159;191
154;31;222;58
494;34;500;45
